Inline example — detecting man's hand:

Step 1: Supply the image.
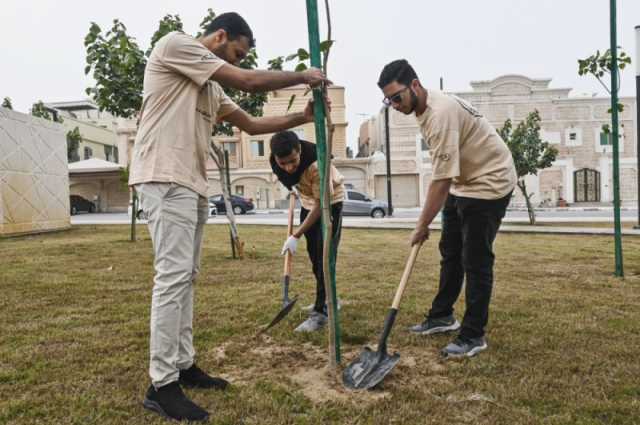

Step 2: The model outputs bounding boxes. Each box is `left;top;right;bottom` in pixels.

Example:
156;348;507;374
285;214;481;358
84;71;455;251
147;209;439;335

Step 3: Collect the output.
410;225;429;246
302;67;331;87
281;235;299;255
302;96;332;123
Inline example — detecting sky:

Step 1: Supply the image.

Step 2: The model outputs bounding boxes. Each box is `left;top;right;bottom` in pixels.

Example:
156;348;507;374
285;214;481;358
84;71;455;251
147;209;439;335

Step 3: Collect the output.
1;0;639;151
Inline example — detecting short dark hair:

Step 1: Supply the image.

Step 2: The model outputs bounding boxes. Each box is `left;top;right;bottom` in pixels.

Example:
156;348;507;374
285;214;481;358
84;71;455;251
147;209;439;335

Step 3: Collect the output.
377;59;419;89
204;12;255;48
270;131;301;158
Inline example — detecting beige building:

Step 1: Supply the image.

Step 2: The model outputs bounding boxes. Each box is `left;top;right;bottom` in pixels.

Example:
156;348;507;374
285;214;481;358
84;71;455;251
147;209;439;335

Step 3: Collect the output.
68;158;128;213
44;100;132;212
44;101;121;164
205;85;349;208
360;75;639;207
114;85;352;210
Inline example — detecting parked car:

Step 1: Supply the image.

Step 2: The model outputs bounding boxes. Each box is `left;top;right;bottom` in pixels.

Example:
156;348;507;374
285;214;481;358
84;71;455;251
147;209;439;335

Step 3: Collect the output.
70;195;96;215
342;190;388;218
209;194;254;215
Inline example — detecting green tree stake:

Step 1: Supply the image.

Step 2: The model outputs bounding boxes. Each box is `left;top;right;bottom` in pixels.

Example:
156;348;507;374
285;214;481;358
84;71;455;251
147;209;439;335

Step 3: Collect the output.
305;0;341;368
609;0;624;277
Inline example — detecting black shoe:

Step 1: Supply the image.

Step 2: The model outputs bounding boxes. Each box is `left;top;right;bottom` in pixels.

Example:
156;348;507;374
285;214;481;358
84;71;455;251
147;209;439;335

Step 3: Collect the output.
142;382;209;422
409;314;461;335
179;364;229;390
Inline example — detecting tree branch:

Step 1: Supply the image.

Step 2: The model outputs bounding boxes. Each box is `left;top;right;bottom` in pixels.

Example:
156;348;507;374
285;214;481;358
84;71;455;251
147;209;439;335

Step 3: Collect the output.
209;141;244;258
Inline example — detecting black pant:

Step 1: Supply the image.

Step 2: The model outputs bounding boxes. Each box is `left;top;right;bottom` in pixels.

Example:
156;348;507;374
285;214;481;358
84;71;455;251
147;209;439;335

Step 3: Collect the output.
300;202;343;314
428;192;511;338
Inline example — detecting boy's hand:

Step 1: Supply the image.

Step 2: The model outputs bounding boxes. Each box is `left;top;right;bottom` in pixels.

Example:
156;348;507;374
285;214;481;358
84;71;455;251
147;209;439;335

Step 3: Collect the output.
281;235;299;255
303;95;332;123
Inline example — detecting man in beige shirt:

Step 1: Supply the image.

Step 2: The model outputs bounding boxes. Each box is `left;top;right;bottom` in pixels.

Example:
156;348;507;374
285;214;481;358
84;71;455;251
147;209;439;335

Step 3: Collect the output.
269;131;345;332
130;13;329;422
378;59;516;360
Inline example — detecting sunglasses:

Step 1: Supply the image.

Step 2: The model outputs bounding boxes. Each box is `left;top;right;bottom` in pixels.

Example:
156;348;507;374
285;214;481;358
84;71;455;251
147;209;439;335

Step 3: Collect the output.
382;86;410;106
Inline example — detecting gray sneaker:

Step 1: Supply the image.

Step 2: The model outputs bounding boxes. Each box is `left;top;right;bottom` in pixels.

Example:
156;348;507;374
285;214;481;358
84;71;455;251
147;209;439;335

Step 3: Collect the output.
409;315;461;335
441;336;488;358
294;312;328;332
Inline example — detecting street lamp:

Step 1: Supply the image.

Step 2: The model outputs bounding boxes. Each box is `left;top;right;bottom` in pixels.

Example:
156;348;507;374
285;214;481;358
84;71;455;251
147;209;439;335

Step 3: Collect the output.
635;25;640;229
384;106;394;217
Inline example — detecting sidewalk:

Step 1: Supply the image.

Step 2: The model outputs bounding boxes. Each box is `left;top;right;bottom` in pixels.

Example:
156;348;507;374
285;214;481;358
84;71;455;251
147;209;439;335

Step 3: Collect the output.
229;217;640;236
70;214;640;236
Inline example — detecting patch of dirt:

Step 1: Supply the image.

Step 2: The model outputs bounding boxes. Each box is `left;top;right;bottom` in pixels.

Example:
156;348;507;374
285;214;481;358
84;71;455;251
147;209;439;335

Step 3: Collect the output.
290;366;390;404
217;338;392;404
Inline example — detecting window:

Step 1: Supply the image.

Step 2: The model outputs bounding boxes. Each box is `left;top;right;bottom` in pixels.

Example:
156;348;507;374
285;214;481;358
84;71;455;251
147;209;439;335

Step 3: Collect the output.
222;142;237;156
235;185;245;196
84;146;93;160
104;145;115;162
594;125;624;153
420;137;429;151
564;127;582;146
415;134;430;159
251;140;264;157
348;191;367;201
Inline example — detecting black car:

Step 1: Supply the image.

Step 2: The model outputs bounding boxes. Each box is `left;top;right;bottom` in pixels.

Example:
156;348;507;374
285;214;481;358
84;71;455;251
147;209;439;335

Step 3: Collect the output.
209;194;254;215
70;195;96;215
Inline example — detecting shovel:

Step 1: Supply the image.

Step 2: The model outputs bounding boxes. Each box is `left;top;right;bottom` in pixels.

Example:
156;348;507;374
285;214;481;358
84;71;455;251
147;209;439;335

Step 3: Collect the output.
342;242;423;390
260;193;298;334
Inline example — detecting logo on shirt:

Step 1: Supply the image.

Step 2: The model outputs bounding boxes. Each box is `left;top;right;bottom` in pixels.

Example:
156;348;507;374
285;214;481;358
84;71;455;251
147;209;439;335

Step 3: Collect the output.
438;153;451;161
201;52;216;61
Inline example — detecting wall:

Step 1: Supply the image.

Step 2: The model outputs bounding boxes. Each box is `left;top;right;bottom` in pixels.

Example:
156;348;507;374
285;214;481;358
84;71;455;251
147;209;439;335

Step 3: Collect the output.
0;107;70;236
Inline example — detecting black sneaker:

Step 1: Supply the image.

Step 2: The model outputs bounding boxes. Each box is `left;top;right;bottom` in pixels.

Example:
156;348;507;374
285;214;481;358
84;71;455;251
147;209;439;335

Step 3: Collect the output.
142;382;209;422
179;364;229;390
409;314;461;335
441;335;488;359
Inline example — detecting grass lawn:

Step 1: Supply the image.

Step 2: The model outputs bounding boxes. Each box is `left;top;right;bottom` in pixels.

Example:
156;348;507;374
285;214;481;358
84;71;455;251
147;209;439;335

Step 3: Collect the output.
1;225;639;424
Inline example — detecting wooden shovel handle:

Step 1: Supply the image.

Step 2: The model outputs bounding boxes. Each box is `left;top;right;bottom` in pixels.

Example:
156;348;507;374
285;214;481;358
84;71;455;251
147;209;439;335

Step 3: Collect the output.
391;242;422;309
283;193;296;276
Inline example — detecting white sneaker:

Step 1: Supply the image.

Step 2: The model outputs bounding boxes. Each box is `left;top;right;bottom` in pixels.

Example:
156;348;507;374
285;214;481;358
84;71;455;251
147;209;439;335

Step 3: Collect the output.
294;312;328;332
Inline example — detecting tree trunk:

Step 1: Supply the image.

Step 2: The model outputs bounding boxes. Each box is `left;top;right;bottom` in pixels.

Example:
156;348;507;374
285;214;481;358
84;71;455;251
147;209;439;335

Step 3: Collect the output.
209;142;244;258
130;189;137;242
518;180;536;225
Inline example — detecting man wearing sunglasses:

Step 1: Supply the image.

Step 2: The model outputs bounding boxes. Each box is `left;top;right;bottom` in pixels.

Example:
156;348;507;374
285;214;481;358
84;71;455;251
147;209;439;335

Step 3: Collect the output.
377;59;516;359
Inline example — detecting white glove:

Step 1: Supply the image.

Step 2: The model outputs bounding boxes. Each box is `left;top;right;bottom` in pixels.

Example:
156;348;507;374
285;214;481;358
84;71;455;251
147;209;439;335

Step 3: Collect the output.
281;235;299;255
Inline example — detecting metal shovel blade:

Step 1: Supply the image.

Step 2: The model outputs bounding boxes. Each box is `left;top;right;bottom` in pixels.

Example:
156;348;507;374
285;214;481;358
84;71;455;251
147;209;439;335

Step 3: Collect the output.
260;296;298;334
342;346;400;390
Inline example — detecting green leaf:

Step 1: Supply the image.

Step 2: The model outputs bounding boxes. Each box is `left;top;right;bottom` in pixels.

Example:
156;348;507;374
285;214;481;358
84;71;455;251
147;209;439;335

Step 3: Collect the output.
294;63;308;72
287;94;296;113
297;48;310;61
319;39;334;52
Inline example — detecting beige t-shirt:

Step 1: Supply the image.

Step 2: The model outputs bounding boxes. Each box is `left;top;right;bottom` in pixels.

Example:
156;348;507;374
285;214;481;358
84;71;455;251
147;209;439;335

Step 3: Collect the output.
416;90;516;200
129;32;239;196
296;162;345;210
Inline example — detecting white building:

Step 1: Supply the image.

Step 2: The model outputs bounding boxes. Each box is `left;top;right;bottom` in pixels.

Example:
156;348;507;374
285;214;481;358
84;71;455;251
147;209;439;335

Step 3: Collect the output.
360;75;638;207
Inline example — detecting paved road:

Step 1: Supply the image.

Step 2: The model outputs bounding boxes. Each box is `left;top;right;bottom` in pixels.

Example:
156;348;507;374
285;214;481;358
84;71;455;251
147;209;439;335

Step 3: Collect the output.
71;209;640;236
72;208;639;225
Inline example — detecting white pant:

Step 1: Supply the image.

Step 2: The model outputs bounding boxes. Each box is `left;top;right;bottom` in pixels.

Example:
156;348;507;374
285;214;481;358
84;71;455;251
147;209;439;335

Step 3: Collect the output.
136;183;209;388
